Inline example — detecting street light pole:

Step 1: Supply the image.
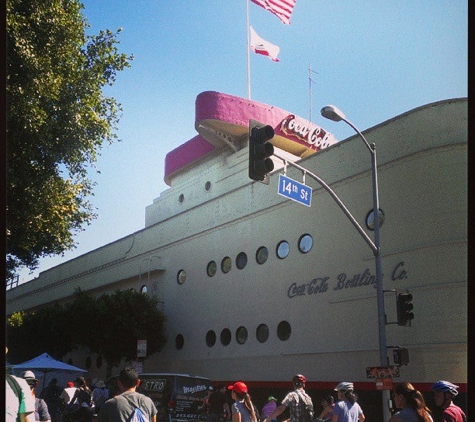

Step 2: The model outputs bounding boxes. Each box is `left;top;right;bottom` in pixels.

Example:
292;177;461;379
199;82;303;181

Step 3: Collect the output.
321;105;390;421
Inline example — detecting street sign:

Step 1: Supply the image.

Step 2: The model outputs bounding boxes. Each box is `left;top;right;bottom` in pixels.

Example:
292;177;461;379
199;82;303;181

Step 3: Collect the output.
278;174;312;207
137;339;147;358
366;366;400;379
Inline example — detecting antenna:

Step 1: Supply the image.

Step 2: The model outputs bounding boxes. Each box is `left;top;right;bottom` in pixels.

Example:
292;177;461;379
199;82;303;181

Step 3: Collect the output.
308;65;320;122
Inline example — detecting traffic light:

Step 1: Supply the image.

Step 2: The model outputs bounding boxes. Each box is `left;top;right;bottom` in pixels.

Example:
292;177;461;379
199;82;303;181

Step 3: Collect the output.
393;348;410;366
248;119;275;182
396;292;414;326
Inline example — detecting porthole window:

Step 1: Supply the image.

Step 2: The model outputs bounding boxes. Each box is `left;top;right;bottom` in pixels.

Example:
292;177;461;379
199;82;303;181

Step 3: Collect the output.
207;261;217;277
140;285;148;294
177;269;186;284
206;330;216;347
221;257;232;273
179;194;184;203
205;181;211;191
256;324;269;343
276;241;290;259
96;356;103;369
221;328;232;346
236;326;248;345
298;234;313;253
175;334;184;350
256;246;268;265
277;320;291;341
366;208;385;230
236;252;248;270
86;356;92;369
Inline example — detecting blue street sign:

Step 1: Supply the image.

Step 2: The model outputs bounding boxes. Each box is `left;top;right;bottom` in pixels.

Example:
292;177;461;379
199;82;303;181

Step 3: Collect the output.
278;174;312;207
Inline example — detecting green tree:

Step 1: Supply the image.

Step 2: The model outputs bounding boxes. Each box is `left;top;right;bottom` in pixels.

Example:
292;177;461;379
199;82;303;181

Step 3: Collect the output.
7;289;167;375
6;0;133;279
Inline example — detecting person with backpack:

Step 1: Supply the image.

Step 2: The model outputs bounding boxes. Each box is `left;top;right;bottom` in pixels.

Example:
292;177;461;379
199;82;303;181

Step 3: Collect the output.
431;381;466;422
97;367;157;422
331;382;364;422
68;377;94;422
262;374;314;422
6;346;35;422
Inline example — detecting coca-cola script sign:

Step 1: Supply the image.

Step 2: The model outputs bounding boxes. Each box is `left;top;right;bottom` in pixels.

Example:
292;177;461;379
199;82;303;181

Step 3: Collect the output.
277;114;339;151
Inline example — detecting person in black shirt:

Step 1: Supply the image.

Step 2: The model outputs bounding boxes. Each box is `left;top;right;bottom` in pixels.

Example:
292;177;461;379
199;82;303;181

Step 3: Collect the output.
207;385;231;422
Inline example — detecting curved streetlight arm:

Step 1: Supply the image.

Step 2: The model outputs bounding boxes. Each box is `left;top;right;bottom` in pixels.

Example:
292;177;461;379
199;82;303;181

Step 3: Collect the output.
273;153;378;255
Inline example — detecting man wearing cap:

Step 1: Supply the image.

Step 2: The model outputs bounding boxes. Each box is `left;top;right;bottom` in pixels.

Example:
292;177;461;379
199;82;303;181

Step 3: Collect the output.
22;371;52;422
262;375;313;422
261;397;278;420
431;381;466;422
92;380;110;414
60;382;78;406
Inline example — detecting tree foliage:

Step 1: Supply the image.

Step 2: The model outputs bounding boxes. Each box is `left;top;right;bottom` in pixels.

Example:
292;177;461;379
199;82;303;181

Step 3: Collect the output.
6;0;133;279
6;289;167;369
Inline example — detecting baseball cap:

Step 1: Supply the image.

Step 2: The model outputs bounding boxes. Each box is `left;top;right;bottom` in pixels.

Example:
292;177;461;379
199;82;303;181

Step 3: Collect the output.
267;396;277;402
228;381;248;395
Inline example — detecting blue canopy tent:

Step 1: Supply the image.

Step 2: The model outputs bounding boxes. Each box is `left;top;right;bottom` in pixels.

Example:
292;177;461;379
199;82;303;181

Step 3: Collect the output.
11;352;87;396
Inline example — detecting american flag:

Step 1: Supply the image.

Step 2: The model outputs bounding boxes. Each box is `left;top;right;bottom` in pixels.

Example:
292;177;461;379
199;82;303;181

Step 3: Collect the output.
250;0;297;25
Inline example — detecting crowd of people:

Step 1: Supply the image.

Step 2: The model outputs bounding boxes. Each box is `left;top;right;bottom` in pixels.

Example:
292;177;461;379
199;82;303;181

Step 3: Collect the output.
6;369;110;422
7;366;467;422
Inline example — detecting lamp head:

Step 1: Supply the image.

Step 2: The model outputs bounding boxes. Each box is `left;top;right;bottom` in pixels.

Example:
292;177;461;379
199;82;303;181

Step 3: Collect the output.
320;105;346;122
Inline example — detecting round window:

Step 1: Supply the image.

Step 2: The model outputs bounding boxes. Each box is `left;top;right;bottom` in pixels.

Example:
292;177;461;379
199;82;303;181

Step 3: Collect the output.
207;261;217;277
175;334;184;350
298;234;313;253
256;246;269;265
277;321;291;341
221;257;232;273
221;328;232;346
177;269;186;284
366;208;385;230
236;326;248;345
236;252;248;270
256;324;269;343
276;241;290;259
206;330;216;347
140;285;148;294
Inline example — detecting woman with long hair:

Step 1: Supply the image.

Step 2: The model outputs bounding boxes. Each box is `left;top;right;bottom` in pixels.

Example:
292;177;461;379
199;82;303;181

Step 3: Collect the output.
331;382;365;422
228;382;257;422
388;382;433;422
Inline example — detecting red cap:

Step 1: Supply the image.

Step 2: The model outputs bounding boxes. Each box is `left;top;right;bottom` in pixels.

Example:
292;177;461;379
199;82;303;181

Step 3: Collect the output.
228;381;248;395
67;382;74;388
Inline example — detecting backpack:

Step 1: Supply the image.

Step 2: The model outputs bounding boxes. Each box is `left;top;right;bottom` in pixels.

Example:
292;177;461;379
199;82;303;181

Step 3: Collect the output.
6;375;22;422
296;391;314;422
127;407;149;422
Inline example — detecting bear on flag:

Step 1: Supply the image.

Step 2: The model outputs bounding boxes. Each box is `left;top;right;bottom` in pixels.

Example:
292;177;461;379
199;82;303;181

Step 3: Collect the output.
249;26;280;62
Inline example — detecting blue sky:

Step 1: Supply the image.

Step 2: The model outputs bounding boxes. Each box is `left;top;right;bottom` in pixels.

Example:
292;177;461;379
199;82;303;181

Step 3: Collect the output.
18;0;467;282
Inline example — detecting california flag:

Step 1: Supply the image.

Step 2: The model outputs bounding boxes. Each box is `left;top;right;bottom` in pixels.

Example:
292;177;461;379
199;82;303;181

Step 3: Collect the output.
250;26;280;62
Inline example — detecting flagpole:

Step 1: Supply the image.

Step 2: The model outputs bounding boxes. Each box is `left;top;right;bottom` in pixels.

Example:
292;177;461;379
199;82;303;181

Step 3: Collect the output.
246;0;251;99
309;65;312;122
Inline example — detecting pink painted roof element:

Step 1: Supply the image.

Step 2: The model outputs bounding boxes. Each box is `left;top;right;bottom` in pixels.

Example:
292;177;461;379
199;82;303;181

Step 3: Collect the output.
164;91;337;186
164;135;215;186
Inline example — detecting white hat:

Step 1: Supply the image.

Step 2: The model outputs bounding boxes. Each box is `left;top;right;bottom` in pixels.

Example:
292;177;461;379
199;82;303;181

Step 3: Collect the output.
22;370;39;385
334;382;354;392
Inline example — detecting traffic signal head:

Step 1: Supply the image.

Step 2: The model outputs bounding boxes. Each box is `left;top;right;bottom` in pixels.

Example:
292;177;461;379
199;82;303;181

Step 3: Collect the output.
396;292;414;326
393;347;410;366
248;119;275;182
